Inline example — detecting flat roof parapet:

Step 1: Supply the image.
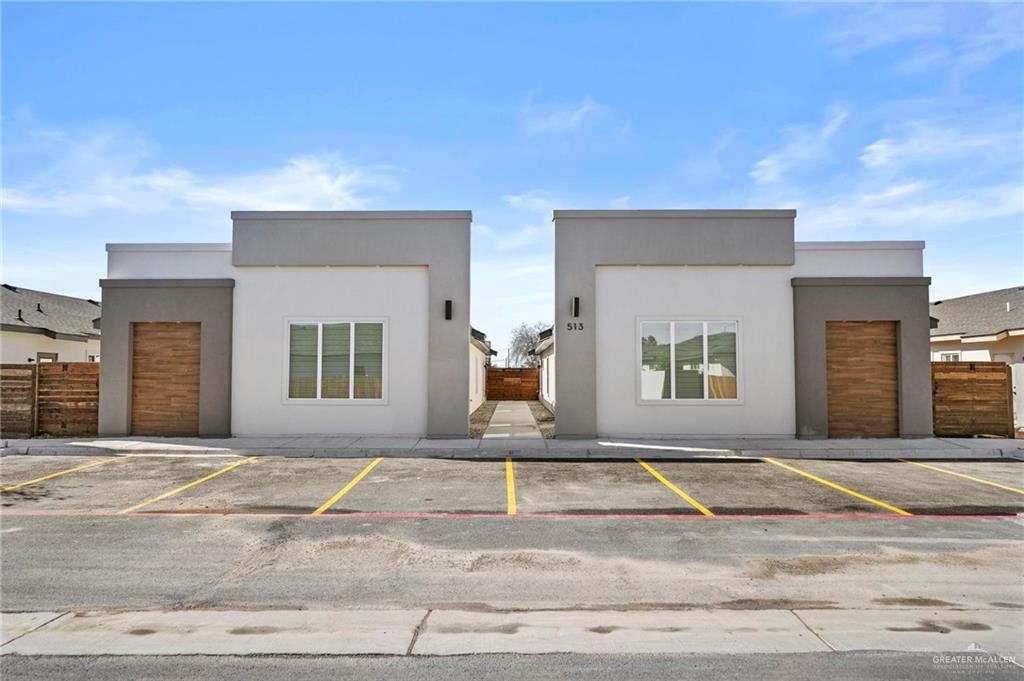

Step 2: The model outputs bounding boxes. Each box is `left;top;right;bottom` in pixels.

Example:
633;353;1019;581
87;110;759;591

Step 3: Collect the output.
552;209;797;220
231;210;472;221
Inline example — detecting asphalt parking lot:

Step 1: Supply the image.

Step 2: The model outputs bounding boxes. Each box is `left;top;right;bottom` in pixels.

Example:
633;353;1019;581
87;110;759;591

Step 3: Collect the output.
1;454;1021;517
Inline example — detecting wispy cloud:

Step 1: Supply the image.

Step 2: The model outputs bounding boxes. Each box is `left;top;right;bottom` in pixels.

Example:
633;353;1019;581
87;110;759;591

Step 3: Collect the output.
2;121;398;219
822;3;1023;83
750;106;848;184
748;108;1023;238
519;94;629;138
859;123;1013;169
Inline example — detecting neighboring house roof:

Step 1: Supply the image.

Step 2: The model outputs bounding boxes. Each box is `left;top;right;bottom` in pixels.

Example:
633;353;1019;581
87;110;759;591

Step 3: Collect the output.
470;326;498;356
930;286;1024;340
1;284;101;341
532;326;554;356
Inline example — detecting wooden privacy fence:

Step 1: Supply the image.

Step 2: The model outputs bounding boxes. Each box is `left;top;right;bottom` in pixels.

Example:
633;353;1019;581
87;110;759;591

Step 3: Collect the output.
0;363;100;438
486;367;540;401
932;361;1014;438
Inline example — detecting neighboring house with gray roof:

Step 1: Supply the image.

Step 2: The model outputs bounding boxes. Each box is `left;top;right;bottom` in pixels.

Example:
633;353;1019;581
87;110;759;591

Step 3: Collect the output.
1;284;101;363
930;286;1024;365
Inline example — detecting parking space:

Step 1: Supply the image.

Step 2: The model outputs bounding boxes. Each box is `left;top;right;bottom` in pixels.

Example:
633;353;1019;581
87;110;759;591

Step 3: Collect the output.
329;458;508;514
513;461;700;515
1;453;1021;518
648;460;884;515
126;457;374;515
792;460;1024;515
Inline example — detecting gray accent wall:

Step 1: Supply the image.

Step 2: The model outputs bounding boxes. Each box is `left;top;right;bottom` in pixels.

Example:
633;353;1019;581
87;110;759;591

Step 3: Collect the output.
553;210;796;438
98;279;235;437
232;211;471;437
791;277;933;438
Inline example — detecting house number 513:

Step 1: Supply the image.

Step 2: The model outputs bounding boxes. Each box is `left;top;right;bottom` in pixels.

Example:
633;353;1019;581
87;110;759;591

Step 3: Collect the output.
566;322;584;331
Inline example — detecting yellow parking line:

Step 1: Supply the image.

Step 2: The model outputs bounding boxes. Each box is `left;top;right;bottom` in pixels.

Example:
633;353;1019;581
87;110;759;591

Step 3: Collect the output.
762;457;911;516
505;457;517;516
119;456;257;513
312;457;383;515
900;460;1024;496
1;456;128;493
636;459;713;516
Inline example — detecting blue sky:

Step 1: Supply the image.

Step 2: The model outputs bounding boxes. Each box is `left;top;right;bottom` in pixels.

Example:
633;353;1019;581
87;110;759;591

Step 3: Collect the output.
3;2;1022;353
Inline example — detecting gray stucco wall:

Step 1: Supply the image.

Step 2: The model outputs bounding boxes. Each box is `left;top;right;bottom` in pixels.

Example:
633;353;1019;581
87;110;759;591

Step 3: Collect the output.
553;210;796;438
231;211;471;438
792;277;933;438
98;279;235;437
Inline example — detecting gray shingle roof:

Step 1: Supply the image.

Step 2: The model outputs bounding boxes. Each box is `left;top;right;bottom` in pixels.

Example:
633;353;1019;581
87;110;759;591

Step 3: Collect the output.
1;284;101;339
930;286;1024;338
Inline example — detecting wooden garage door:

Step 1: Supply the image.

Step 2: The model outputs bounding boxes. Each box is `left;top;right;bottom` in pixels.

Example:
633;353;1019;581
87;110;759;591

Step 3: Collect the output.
131;322;200;436
826;321;899;438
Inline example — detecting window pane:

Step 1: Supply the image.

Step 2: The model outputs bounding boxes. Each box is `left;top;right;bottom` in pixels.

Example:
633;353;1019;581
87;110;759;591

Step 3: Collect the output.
674;322;705;399
288;324;318;398
707;322;737;399
353;323;384;399
321;323;351;399
640;322;671;400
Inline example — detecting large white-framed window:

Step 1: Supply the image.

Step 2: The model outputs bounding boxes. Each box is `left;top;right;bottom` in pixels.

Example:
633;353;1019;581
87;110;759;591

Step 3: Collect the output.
285;319;387;402
638;319;740;402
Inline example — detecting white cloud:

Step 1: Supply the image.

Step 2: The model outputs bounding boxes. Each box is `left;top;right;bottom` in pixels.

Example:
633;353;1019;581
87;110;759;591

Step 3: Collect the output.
822;3;1023;82
3;122;398;219
750;106;848;184
519;94;630;139
859;123;1013;169
502;191;558;213
609;195;632;209
800;182;1023;234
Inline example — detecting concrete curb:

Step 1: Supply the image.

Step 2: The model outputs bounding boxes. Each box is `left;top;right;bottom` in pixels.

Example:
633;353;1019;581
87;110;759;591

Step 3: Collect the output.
2;445;1023;460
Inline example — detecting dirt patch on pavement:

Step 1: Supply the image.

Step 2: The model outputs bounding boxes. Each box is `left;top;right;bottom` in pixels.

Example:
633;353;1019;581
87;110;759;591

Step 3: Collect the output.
888;619;992;634
469;401;498;439
872;597;958;607
746;549;987;579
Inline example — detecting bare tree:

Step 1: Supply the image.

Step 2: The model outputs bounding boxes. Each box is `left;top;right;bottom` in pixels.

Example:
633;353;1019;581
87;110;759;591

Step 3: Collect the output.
508;321;550;367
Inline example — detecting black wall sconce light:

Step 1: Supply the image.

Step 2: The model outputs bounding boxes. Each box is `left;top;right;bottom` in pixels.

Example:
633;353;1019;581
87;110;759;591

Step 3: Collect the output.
444;300;453;320
571;297;580;318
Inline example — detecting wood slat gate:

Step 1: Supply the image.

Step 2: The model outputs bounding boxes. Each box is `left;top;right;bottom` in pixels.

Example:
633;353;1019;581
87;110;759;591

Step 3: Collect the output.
0;363;100;438
486;367;540;401
932;361;1014;438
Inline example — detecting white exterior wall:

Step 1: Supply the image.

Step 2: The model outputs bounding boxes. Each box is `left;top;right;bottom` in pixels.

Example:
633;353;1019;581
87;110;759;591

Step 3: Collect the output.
106;244;233;279
596;265;796;437
231;266;429;436
469;343;487;414
594;242;924;437
1;332;100;363
539;350;555;412
792;241;924;277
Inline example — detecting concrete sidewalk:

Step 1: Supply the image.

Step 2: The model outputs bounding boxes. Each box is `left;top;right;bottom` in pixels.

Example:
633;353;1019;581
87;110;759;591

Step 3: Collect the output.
3;607;1021;657
1;435;1022;460
482;401;542;440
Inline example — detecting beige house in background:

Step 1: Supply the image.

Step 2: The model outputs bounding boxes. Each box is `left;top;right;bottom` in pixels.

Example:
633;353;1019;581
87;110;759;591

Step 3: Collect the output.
930;286;1024;364
1;284;101;363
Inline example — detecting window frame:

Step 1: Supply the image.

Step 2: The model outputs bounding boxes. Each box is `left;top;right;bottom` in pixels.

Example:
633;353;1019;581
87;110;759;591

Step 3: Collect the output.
282;317;389;405
939;351;961;362
635;316;743;406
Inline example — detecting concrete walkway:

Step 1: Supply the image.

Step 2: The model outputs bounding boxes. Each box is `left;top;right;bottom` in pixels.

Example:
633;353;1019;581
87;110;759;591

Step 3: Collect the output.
1;436;1022;460
482;401;542;440
3;607;1021;656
